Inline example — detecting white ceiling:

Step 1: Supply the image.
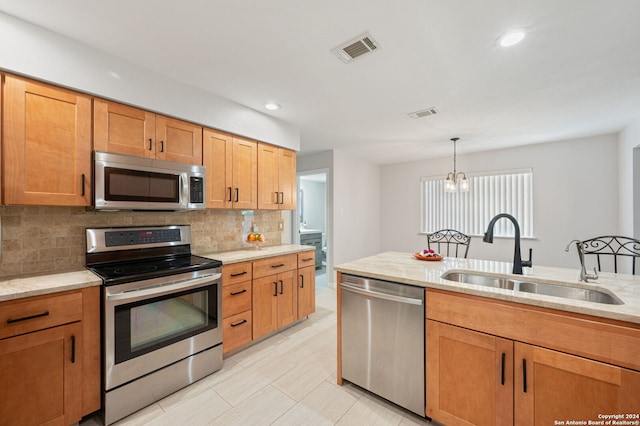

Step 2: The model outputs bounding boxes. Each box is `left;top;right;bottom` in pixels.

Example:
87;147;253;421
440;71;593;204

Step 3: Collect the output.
2;0;639;165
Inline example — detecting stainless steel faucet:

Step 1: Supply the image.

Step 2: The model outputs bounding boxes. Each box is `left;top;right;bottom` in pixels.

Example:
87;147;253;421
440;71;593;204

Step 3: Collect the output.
565;240;598;282
483;213;532;274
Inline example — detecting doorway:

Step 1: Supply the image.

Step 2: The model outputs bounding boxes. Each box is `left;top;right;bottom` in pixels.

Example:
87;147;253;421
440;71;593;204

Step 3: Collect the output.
297;171;328;289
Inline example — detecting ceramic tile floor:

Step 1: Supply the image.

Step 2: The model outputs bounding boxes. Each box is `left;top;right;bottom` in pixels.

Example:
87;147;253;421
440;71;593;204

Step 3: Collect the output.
81;285;433;426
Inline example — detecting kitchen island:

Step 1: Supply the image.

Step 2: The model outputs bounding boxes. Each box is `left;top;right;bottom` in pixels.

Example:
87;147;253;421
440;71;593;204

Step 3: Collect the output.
335;252;640;425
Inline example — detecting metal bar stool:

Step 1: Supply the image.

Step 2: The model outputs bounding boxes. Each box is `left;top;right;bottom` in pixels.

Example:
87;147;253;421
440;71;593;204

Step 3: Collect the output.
580;235;640;275
427;229;471;258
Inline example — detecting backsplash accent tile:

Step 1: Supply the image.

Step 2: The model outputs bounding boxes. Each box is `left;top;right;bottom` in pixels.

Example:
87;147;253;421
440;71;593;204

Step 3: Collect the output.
0;206;283;278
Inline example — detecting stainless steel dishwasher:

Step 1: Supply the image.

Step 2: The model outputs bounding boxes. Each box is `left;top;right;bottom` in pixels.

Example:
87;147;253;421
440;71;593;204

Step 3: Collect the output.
340;274;425;416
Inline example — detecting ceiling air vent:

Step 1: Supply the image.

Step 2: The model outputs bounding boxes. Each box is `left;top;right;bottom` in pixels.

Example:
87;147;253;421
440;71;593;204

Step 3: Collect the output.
332;32;380;63
408;107;438;119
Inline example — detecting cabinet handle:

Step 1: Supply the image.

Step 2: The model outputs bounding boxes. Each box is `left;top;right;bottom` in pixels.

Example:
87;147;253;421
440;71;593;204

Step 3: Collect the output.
274;191;279;204
160;140;165;152
280;192;284;204
522;359;528;393
7;310;50;324
279;280;284;294
302;257;313;262
71;335;76;364
227;187;233;202
271;263;285;269
81;174;86;196
230;319;247;327
230;271;247;277
148;138;153;150
273;282;278;297
230;289;247;296
235;188;239;202
300;274;304;288
501;352;505;385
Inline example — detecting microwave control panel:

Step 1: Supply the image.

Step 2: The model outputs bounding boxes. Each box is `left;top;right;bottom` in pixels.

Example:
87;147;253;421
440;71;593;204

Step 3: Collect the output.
190;177;204;203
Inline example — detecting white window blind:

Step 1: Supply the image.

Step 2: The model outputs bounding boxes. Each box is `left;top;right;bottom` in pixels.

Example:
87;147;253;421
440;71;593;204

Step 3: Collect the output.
420;169;534;238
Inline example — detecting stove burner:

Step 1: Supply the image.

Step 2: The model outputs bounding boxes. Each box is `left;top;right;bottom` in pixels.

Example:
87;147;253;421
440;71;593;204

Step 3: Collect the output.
113;265;158;275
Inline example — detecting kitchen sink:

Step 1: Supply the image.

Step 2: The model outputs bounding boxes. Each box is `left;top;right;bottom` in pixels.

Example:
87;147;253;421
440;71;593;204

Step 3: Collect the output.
441;271;623;305
439;272;515;290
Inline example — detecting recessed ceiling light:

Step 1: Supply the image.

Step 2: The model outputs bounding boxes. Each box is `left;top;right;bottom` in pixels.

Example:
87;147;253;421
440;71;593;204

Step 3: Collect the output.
498;30;526;47
264;102;281;111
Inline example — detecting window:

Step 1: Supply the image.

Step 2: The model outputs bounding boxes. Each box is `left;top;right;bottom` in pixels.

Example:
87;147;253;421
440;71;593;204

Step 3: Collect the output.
420;168;534;238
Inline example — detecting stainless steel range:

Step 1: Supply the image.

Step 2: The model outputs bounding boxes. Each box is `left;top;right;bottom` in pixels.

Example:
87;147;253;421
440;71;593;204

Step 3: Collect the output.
85;225;223;426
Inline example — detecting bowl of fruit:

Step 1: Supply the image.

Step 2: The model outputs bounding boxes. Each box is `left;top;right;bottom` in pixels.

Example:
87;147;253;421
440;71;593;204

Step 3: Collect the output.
246;232;265;249
413;249;444;261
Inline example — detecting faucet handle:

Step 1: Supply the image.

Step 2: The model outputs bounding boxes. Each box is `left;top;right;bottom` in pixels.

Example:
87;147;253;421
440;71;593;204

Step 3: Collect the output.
585;267;599;281
522;248;533;268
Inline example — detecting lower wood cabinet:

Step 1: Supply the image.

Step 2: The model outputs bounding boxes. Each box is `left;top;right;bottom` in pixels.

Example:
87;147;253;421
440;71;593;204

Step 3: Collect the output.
0;323;82;426
222;250;315;353
222;262;253;354
0;286;100;426
514;343;640;426
426;320;513;426
426;289;640;426
252;270;297;340
297;265;316;319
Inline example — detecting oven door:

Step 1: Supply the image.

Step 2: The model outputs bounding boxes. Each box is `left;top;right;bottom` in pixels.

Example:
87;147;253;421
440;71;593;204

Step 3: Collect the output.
104;269;222;390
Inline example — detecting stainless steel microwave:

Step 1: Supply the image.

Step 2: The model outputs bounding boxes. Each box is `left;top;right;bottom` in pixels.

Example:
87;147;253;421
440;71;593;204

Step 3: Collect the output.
93;151;206;211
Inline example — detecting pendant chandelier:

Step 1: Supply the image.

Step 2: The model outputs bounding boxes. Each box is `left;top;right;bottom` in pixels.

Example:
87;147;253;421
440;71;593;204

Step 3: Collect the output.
444;137;469;193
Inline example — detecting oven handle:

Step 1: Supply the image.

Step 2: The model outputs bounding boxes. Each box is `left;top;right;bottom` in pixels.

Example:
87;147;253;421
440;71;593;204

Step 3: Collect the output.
106;273;221;304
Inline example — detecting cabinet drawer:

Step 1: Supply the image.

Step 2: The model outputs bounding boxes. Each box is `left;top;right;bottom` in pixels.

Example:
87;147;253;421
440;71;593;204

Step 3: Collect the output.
297;251;315;269
223;282;252;318
252;254;297;278
0;291;83;339
223;311;252;353
223;262;252;286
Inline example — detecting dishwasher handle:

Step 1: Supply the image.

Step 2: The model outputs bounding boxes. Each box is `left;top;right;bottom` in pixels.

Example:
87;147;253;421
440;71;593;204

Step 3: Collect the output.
340;282;423;305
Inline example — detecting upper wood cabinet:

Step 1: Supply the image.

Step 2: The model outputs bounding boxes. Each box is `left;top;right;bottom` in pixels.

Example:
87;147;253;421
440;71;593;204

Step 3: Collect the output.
2;75;92;206
94;99;203;164
257;143;296;210
203;128;257;209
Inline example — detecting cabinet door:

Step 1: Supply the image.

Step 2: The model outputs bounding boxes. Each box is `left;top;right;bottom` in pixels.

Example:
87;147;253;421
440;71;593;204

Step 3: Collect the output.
515;343;640;426
94;99;156;158
298;266;316;318
257;143;280;210
252;275;279;340
426;320;513;426
3;76;91;206
278;148;296;210
232;136;258;209
0;322;82;426
277;270;297;328
155;115;203;164
203;128;233;208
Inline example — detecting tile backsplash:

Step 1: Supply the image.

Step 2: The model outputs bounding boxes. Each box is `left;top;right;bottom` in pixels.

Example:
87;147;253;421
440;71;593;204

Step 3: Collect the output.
0;206;283;278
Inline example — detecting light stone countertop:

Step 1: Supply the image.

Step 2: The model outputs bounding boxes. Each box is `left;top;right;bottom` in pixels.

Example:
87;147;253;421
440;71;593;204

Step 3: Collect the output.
0;244;315;302
198;244;315;264
0;270;102;302
335;251;640;325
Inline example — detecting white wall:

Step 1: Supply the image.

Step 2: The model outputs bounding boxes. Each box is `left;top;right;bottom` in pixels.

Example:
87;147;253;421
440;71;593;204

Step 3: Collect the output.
300;180;326;232
0;12;299;150
618;116;640;237
332;149;382;278
297;151;335;282
381;134;619;269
